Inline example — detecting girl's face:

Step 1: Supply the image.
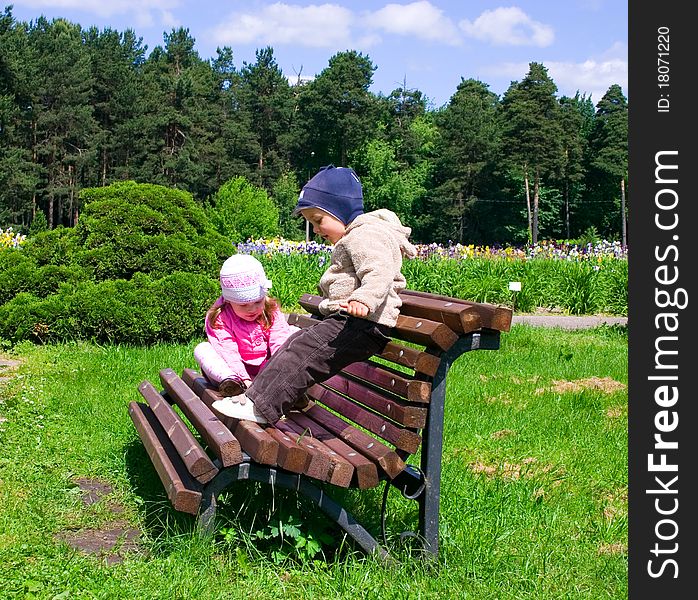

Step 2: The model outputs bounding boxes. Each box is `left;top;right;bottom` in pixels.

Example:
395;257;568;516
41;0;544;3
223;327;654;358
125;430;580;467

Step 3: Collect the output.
229;297;265;321
300;207;346;244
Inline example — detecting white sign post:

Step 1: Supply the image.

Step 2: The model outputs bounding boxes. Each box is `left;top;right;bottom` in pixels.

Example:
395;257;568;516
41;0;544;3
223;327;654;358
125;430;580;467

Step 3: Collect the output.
508;281;522;311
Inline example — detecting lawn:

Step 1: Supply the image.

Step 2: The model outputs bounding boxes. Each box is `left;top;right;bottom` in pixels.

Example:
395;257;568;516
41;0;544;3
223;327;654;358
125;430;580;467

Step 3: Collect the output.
0;324;627;599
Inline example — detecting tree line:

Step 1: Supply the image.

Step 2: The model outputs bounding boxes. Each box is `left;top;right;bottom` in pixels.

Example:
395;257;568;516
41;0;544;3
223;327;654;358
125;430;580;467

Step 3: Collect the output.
0;6;628;246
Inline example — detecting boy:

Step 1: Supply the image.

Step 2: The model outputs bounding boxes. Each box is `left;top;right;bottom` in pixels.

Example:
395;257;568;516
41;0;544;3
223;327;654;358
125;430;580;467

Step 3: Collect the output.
213;165;417;424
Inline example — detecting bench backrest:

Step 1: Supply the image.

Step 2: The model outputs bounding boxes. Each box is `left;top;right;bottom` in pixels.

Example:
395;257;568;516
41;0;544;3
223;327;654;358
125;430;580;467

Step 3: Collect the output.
284;290;512;483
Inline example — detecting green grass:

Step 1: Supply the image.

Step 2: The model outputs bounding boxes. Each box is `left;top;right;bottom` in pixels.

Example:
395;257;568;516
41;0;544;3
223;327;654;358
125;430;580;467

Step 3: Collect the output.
0;325;627;599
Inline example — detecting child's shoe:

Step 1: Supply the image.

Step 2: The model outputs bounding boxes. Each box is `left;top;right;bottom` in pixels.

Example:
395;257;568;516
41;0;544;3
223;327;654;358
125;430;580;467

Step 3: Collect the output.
218;378;245;397
212;395;268;424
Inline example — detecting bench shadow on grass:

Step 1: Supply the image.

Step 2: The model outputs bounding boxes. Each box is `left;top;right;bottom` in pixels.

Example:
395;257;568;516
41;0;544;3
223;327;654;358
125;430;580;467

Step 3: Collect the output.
123;438;201;545
122;436;415;559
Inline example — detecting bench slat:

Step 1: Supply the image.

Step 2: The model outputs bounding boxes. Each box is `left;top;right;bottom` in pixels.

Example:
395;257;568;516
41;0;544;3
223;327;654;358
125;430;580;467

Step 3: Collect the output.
300;401;406;479
342;360;432;403
287;411;376;489
181;369;279;466
310;384;421;454
380;341;440;376
128;401;202;514
400;289;513;332
322;373;427;428
138;381;218;484
265;427;312;474
273;420;336;483
397;293;482;334
298;294;458;350
159;368;243;467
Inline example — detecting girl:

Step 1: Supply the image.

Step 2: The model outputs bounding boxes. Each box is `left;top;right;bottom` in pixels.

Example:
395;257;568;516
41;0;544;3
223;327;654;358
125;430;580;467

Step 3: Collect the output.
194;254;299;397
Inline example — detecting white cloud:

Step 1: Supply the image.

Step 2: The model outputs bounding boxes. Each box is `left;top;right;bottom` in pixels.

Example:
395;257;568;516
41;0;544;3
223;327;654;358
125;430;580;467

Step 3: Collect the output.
211;3;353;48
14;0;180;27
287;73;315;86
482;43;628;103
459;6;554;47
365;1;461;45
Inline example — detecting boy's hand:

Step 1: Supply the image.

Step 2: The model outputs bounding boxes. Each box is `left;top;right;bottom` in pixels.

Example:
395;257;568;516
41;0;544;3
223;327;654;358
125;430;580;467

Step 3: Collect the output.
340;300;370;317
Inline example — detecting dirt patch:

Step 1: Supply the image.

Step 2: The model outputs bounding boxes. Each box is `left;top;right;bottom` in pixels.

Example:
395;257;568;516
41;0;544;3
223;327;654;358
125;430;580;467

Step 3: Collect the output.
74;477;114;506
55;477;144;563
491;429;516;440
598;542;627;555
605;406;626;419
536;376;626;395
56;522;142;565
470;457;542;480
0;356;23;385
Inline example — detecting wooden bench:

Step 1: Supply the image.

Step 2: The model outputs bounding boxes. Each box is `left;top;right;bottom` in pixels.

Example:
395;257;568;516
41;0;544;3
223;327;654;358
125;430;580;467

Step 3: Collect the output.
128;289;512;560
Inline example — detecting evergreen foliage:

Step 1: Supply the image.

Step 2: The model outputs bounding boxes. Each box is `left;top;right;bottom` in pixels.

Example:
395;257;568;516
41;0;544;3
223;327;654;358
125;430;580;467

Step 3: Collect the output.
0;7;627;245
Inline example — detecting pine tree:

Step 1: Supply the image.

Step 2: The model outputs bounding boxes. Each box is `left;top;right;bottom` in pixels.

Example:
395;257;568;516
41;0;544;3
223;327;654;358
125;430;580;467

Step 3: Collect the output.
500;62;564;244
588;85;628;246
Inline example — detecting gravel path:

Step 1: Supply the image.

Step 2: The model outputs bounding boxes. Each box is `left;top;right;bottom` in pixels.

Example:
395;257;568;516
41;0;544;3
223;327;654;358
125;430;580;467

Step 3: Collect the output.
512;315;627;329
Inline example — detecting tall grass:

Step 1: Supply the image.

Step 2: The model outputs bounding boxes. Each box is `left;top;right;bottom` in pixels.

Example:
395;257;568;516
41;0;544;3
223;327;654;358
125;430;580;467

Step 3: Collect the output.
0;325;627;598
256;253;628;316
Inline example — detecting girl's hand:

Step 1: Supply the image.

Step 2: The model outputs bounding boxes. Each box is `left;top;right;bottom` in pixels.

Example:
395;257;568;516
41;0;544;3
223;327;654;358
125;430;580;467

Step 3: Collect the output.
339;300;370;317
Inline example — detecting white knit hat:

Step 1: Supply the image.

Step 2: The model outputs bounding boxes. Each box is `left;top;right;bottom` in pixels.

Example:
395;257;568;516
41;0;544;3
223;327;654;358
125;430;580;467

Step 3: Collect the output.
219;254;272;303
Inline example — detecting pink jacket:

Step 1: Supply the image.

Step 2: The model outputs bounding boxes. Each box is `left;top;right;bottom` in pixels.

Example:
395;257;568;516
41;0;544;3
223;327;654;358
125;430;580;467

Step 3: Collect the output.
205;297;299;381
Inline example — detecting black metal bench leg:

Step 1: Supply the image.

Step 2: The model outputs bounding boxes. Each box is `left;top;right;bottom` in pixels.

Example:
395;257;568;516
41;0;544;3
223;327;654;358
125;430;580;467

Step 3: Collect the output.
194;463;391;561
197;490;217;537
418;342;459;558
294;476;391;562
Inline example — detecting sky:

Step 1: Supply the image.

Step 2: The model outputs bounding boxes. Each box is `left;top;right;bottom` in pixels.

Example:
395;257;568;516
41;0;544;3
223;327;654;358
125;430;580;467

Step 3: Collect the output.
8;1;628;109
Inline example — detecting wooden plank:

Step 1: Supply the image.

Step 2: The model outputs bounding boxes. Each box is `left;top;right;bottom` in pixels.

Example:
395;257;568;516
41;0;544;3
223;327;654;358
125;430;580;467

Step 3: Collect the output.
181;369;278;466
310;384;421;454
379;341;440;377
397;293;482;334
286;313;321;329
302;397;407;479
273;420;333;482
287;411;375;489
400;289;513;332
128;401;202;515
158;368;242;467
342;360;432;403
138;380;218;484
298;294;458;350
322;373;427;428
265;427;311;474
392;314;458;351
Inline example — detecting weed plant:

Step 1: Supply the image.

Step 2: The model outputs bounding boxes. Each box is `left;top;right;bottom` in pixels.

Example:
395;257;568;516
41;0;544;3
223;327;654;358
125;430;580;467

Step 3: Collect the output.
0;325;627;598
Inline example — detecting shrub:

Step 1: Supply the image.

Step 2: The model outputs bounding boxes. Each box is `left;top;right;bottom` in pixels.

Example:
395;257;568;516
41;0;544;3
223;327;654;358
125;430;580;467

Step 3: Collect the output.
0;272;219;345
0;250;90;305
207;177;279;243
18;226;80;267
28;211;48;236
76;181;230;281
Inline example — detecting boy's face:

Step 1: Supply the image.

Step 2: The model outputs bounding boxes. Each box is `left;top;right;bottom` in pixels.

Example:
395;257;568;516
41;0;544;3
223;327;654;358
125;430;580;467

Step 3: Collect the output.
301;207;346;244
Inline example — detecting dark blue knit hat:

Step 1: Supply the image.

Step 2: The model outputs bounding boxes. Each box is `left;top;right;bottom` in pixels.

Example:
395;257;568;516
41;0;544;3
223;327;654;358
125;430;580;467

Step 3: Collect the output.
292;165;364;225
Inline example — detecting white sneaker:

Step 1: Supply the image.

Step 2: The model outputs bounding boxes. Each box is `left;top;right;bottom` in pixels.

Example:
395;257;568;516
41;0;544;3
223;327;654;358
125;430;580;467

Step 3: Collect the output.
212;396;268;423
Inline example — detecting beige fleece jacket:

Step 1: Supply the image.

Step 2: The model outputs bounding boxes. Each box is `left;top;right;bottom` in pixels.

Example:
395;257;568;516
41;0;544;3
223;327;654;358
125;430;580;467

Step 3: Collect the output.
317;209;418;327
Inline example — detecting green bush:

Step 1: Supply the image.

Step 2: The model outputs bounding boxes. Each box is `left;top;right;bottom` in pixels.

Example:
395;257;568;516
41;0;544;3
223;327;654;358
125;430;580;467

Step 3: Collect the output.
76;181;231;280
207;176;279;243
21;226;81;267
0;250;90;305
0;272;219;345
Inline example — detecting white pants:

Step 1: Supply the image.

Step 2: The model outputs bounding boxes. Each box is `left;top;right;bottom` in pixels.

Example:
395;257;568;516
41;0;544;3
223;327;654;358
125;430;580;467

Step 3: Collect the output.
193;342;246;385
